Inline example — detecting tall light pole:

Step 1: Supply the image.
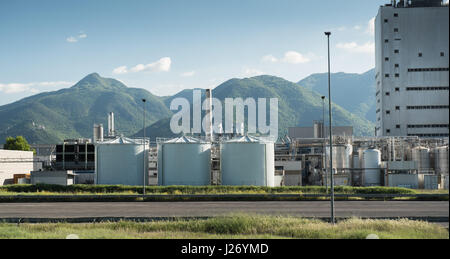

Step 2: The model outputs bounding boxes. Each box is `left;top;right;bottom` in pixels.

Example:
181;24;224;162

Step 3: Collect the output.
325;31;335;224
142;98;147;196
322;96;328;194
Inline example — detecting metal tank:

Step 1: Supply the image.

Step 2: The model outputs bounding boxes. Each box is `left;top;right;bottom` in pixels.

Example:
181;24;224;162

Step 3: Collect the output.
433;146;449;174
363;148;381;186
220;136;274;187
95;137;148;186
325;144;353;169
412;147;431;173
157;136;211;186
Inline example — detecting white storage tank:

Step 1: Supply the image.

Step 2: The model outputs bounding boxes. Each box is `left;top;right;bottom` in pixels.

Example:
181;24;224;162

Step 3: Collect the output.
221;136;274;187
433;146;448;174
363;148;381;186
95;137;148;186
325;144;353;169
157;136;211;186
412;147;431;173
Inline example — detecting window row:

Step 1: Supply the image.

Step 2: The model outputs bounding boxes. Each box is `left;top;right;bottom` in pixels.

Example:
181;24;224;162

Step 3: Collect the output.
407;133;449;137
406;105;449;110
406;87;449;91
407;124;449;129
408;68;449;72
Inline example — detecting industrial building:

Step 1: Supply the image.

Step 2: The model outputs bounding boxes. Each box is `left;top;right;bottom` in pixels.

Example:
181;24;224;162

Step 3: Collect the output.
375;0;449;137
0;149;34;185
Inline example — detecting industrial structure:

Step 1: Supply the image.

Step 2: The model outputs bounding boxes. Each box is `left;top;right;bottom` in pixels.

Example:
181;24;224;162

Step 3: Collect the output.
375;0;449;137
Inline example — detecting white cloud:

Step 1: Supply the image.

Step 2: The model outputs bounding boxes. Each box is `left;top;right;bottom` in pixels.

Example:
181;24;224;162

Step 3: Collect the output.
336;41;375;54
261;54;278;63
243;68;264;77
180;71;195;77
112;66;128;75
66;36;78;43
0;81;73;94
353;25;362;30
282;51;311;64
114;57;172;75
78;33;87;39
366;17;375;35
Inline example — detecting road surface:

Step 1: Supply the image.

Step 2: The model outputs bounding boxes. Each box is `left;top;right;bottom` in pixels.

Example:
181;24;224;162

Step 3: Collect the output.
0;201;448;222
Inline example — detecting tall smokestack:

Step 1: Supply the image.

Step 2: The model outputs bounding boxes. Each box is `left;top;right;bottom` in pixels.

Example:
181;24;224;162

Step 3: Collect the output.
108;112;115;137
205;89;213;142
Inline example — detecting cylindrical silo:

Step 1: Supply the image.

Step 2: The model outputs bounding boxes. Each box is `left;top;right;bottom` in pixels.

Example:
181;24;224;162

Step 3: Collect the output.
325;144;352;169
220;136;274;187
157;136;211;186
95;137;148;186
412;147;431;173
433;146;449;174
363;148;381;186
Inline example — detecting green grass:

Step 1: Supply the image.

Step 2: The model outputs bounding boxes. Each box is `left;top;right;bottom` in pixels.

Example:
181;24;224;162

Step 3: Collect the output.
0;215;447;239
0;184;437;195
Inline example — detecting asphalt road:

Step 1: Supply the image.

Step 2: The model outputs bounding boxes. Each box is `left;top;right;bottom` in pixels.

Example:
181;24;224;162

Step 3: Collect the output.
0;201;448;221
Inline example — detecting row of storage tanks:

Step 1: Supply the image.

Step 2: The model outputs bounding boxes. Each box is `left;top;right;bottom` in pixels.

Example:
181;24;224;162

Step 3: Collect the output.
326;145;383;186
326;144;449;186
95;136;275;187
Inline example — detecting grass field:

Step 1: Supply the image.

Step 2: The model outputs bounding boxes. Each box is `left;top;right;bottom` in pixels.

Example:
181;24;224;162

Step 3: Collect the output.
0;215;448;239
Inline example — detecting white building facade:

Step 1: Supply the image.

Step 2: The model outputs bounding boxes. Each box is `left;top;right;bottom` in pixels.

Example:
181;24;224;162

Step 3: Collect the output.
375;0;449;137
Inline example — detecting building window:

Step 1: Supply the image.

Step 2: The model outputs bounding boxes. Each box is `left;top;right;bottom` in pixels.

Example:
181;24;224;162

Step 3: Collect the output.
386;110;391;115
386;129;391;134
418;53;422;57
385;57;390;61
395;73;399;77
384;19;388;23
396;106;400;110
385;39;389;43
394;50;399;54
394;28;399;32
394;13;398;17
385;74;390;78
396;125;401;129
441;52;445;57
395;64;399;68
386;92;390;96
395;88;400;92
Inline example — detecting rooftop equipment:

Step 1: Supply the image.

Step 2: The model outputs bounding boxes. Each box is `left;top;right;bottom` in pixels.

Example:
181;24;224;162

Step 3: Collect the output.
220;136;275;187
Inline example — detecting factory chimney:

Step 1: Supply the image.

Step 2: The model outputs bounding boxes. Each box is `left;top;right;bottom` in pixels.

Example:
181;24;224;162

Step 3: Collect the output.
108;112;115;137
205;89;213;142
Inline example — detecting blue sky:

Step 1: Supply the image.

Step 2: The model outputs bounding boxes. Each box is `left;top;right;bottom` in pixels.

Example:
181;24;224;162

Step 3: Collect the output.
0;0;388;105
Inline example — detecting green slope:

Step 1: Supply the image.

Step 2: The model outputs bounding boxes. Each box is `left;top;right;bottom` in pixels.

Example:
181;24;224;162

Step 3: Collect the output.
297;69;376;122
139;75;375;139
0;73;171;144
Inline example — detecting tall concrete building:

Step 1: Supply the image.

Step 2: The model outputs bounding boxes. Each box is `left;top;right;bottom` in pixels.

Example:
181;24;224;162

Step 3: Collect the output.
375;0;449;137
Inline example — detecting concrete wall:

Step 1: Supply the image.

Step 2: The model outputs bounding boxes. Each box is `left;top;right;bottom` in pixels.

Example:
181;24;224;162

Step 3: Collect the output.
31;171;74;186
0;150;34;185
387;174;419;189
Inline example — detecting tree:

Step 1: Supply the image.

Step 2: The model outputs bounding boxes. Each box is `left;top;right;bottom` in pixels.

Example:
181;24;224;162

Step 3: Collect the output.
4;136;33;152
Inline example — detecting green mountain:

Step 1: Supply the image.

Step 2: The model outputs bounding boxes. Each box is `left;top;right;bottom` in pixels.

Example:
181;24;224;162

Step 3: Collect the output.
0;73;171;144
297;69;376;122
137;75;375;139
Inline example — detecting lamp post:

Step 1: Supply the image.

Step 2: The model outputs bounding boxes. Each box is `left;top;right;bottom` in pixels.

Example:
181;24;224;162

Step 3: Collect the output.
325;31;335;224
142;98;147;196
322;96;327;194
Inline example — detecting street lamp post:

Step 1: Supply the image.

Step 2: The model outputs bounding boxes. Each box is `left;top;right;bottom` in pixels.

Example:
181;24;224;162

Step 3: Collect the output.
142;98;147;196
321;96;328;194
325;31;335;224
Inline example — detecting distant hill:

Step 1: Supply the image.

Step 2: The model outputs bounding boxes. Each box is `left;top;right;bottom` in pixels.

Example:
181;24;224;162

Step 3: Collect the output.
297;69;376;122
0;73;375;144
136;75;375;140
0;73;171;144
